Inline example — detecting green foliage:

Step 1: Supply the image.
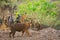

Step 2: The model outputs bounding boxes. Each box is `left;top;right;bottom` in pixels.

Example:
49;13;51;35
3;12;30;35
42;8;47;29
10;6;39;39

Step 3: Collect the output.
16;0;58;27
0;0;59;28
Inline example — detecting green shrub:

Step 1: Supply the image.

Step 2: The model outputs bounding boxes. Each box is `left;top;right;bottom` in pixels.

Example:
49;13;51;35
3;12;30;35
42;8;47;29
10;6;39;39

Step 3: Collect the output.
16;0;59;27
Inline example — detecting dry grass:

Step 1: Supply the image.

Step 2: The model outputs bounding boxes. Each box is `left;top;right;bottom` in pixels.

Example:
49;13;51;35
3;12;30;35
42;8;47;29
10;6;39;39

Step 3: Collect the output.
0;23;10;31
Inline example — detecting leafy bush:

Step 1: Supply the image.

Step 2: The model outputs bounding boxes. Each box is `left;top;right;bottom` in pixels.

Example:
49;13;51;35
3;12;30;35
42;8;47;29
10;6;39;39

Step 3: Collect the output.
16;0;59;27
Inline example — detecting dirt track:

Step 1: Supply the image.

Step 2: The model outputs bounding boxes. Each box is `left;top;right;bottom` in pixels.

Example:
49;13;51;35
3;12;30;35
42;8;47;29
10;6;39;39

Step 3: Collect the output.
0;27;60;40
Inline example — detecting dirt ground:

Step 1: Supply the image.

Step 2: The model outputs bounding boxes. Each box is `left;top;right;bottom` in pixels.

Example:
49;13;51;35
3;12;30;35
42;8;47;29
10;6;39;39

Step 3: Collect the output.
0;24;60;40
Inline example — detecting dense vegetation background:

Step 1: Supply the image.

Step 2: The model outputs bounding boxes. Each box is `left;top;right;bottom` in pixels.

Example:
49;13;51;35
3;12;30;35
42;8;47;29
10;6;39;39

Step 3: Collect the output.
0;0;60;29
